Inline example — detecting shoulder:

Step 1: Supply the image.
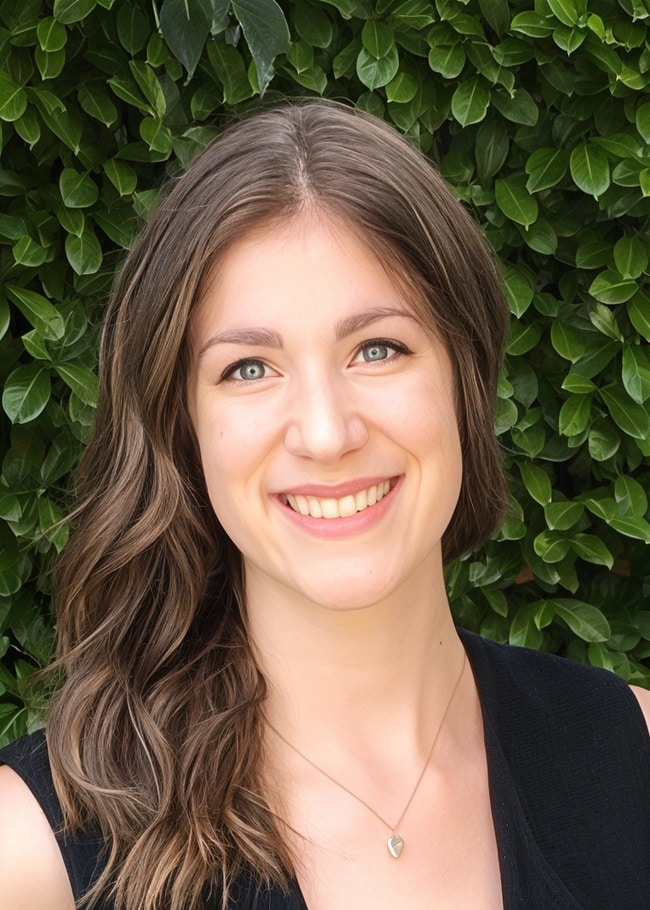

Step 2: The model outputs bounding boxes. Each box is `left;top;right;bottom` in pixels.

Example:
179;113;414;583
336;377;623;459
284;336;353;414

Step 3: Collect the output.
460;629;649;767
631;685;650;733
0;761;74;909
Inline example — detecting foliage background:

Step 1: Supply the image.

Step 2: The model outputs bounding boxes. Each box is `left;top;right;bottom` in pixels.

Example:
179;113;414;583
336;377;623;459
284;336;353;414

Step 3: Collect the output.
1;0;649;744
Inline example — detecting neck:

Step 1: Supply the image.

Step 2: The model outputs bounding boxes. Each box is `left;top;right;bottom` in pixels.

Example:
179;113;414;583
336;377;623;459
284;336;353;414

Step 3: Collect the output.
246;566;466;757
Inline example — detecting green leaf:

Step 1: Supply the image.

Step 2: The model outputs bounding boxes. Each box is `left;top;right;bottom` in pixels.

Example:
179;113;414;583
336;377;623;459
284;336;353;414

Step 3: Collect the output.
57;205;84;237
35;47;66;81
140;117;173;154
588;422;620;462
294;1;334;47
570;535;614;570
599;386;650;439
13;236;50;268
525;147;568;193
6;286;65;340
519;461;552;505
104;159;137;196
614;475;648;518
562;373;596;394
636;102;650;143
559;393;592;437
534;530;571;562
0;72;28;122
589;270;637;305
547;0;580;26
475;119;509;181
428;44;465;78
553;599;611;642
622;346;650;404
59;169;99;208
506;319;542;355
589;302;622;341
608;516;650;543
39;105;83;153
451;76;490;127
231;0;291;94
501;263;534;318
356;45;399;90
53;0;97;24
2;365;51;424
477;0;510;35
570;142;610;197
491;87;538;125
386;70;418;104
510;11;554;38
129;61;166;119
613;236;648;279
37;17;68;52
628;293;650;341
53;363;98;407
362;20;395;57
116;3;150;54
544;501;584;531
575;241;611;271
495;174;538;228
65;229;103;275
78;82;118;127
207;42;254;105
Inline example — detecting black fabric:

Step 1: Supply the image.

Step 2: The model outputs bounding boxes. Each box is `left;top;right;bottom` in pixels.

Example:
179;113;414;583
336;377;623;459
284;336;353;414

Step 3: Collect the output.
1;630;648;909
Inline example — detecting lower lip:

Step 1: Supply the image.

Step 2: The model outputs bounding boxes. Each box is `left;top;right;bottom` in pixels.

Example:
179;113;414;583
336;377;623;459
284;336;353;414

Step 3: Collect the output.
275;478;401;540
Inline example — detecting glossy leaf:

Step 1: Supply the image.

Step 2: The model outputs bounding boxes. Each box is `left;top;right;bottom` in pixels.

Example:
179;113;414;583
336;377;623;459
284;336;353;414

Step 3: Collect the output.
570;142;610;197
231;0;291;94
525;147;568;193
451;76;490;126
621;346;650;404
6;287;65;340
356;45;399;90
54;0;97;23
553;599;611;642
59;169;99;208
519;461;552;505
599;386;650;439
2;366;51;424
495;174;538;228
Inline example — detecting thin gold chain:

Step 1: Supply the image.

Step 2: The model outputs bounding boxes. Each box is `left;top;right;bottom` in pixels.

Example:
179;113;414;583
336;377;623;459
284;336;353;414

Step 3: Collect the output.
267;652;467;834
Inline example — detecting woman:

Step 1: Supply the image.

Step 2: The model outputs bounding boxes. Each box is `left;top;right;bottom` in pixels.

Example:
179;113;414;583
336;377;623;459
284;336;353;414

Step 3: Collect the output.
0;101;648;910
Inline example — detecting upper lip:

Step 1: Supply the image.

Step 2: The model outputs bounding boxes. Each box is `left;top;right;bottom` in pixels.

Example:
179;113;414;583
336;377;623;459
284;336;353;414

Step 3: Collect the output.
276;476;398;499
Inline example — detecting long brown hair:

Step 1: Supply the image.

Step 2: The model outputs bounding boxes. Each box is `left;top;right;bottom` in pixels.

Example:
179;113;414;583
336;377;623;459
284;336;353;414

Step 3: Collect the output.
48;101;509;909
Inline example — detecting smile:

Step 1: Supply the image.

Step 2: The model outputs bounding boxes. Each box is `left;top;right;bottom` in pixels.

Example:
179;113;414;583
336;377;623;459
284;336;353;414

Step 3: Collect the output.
284;480;391;519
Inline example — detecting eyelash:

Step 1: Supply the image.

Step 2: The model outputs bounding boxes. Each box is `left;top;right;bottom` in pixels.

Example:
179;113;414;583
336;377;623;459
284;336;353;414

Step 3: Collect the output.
220;338;412;384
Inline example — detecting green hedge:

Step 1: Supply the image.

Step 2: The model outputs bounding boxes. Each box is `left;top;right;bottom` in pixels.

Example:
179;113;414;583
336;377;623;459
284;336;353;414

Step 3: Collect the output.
1;0;649;744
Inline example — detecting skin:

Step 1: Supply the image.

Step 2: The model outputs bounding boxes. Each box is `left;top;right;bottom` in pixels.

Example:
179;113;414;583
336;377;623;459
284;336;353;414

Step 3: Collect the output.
189;211;494;908
1;210;648;909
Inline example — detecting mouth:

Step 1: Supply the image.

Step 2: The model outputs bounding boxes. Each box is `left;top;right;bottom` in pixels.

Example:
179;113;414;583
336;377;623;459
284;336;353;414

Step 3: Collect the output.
281;479;394;520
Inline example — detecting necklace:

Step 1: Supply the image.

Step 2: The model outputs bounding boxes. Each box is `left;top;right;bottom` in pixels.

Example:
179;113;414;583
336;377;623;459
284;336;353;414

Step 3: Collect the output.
267;652;466;859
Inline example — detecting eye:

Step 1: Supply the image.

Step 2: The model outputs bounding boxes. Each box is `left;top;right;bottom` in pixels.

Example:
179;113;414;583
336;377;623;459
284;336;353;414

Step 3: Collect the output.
221;359;269;382
355;339;410;364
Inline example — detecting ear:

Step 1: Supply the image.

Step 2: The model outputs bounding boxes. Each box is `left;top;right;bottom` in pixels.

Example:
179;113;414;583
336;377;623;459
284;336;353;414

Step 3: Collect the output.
630;685;650;734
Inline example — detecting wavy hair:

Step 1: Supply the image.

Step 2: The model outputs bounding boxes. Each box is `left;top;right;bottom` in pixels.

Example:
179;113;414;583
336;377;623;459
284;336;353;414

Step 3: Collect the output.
47;101;510;909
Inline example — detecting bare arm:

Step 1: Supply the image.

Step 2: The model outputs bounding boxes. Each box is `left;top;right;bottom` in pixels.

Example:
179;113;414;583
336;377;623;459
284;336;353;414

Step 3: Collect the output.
631;686;650;734
0;765;75;910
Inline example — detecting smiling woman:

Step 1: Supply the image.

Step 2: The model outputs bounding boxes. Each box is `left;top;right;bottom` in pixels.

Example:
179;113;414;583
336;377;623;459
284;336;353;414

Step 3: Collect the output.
0;102;648;910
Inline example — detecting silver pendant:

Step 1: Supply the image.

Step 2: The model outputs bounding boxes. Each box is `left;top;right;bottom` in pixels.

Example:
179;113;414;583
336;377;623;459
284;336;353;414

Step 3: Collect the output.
387;834;404;858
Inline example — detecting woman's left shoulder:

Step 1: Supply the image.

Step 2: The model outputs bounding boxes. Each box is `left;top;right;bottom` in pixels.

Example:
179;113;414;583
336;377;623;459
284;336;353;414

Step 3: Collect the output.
630;685;650;732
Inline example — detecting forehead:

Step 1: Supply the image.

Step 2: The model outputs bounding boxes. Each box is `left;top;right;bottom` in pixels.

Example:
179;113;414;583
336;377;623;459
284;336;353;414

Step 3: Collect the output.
193;211;433;338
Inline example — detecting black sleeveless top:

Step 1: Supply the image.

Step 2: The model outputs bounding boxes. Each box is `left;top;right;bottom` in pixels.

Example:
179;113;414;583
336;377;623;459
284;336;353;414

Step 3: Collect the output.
2;630;648;909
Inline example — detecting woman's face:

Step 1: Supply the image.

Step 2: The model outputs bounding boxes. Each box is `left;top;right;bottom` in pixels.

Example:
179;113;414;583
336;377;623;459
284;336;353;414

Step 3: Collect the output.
189;213;462;612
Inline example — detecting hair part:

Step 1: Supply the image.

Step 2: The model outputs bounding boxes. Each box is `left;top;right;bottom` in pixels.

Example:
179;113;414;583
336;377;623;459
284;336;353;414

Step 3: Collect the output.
48;100;510;909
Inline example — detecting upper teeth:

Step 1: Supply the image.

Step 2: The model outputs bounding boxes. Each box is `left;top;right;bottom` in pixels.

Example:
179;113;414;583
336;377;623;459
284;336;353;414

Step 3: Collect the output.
286;481;391;519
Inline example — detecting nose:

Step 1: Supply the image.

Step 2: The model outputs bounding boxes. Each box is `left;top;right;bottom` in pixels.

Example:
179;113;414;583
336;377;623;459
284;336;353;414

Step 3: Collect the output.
284;372;368;464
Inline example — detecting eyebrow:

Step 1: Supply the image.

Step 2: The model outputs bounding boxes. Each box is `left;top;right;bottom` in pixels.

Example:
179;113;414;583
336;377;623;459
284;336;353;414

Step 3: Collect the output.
197;306;420;357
